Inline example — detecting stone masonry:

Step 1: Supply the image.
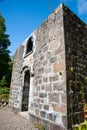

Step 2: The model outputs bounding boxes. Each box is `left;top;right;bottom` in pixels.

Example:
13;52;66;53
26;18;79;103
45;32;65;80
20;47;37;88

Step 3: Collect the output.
64;6;87;129
9;4;87;130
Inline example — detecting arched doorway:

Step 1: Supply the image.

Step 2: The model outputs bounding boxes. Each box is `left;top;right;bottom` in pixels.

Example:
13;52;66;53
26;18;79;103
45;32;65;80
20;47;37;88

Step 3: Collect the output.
21;70;30;111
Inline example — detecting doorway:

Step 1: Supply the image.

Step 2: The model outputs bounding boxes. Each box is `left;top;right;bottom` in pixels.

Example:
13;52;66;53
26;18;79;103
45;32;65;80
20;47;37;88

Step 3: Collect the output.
21;70;30;111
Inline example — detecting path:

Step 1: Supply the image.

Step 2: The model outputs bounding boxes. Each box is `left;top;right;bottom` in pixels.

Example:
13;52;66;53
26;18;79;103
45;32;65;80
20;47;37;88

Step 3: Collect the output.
0;107;37;130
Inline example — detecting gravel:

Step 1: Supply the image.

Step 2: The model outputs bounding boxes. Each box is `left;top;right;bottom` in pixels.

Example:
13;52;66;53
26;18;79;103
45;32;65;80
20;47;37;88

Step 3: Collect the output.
0;107;37;130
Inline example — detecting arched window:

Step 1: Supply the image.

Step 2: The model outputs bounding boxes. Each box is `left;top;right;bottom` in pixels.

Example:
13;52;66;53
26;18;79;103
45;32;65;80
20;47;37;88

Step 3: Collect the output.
26;37;33;54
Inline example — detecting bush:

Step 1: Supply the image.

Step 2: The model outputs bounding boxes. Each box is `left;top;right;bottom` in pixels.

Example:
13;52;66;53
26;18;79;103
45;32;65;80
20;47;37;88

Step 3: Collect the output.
0;87;10;101
0;76;7;87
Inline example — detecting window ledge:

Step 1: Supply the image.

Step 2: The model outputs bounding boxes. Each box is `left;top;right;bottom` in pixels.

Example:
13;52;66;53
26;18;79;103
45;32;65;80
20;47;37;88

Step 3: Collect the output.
24;51;33;58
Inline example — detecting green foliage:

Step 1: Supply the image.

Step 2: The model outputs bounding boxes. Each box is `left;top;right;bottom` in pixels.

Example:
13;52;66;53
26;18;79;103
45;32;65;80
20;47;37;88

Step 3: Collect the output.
73;120;87;130
85;76;87;83
0;13;12;87
69;66;74;72
0;87;10;101
0;76;7;87
34;123;45;130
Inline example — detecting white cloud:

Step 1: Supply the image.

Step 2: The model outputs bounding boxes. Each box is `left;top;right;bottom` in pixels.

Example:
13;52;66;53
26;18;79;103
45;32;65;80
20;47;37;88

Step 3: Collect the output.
78;0;87;14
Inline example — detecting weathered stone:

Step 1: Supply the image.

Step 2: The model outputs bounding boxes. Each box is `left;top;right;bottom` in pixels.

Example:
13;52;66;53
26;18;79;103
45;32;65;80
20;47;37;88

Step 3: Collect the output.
43;77;48;82
43;60;48;65
36;86;40;91
40;55;45;61
53;60;65;73
38;103;42;109
39;93;47;98
49;56;57;63
46;51;51;58
38;68;44;74
79;112;84;123
62;115;67;128
53;82;64;91
54;48;64;55
49;93;59;103
46;84;52;91
9;45;24;109
39;79;42;84
33;102;38;108
41;84;45;90
52;104;67;114
44;105;49;110
49;75;58;82
35;109;40;116
61;93;67;104
40;111;46;118
50;123;65;130
33;92;38;97
47;113;56;122
51;41;57;50
9;3;87;130
43;46;48;53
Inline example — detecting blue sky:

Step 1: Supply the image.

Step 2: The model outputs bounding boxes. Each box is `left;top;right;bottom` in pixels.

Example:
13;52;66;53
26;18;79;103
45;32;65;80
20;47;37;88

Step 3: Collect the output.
0;0;87;56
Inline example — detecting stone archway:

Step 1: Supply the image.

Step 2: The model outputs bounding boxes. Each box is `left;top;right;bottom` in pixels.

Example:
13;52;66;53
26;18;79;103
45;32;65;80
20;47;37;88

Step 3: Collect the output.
21;70;30;111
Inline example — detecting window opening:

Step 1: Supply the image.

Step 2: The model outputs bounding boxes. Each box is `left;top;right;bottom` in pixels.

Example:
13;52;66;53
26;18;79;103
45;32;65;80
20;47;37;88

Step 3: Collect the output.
21;70;30;111
26;37;33;54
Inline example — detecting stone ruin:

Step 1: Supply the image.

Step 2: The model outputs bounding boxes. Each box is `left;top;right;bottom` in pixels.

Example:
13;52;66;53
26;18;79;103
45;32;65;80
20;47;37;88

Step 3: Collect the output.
9;4;87;130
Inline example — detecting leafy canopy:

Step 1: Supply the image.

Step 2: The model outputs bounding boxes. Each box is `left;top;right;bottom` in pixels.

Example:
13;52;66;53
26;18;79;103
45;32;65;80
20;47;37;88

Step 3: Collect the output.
0;14;12;87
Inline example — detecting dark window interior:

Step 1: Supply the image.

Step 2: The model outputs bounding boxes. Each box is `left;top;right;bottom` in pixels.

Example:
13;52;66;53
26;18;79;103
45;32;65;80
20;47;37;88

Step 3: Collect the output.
21;70;30;111
26;37;33;54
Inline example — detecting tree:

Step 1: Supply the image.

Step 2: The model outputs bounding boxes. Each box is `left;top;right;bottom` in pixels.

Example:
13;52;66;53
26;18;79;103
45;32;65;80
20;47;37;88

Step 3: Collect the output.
0;14;12;87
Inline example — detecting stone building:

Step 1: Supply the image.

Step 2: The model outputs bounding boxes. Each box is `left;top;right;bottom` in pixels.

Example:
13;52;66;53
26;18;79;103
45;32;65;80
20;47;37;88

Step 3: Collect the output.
9;4;87;130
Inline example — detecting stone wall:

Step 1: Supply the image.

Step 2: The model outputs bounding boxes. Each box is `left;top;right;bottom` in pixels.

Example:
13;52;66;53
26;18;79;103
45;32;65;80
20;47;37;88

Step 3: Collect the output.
9;3;87;130
63;5;87;130
9;45;24;110
29;4;67;130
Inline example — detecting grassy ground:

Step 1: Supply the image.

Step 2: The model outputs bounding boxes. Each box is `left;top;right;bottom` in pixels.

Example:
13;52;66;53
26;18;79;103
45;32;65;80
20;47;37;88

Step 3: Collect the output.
0;87;10;101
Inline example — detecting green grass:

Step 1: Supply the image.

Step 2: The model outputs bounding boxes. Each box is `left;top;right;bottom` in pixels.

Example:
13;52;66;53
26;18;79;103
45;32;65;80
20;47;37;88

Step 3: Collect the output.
0;87;10;101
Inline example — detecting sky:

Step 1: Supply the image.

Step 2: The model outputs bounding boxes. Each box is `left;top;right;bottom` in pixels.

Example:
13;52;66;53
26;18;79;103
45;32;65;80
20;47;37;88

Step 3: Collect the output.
0;0;87;56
